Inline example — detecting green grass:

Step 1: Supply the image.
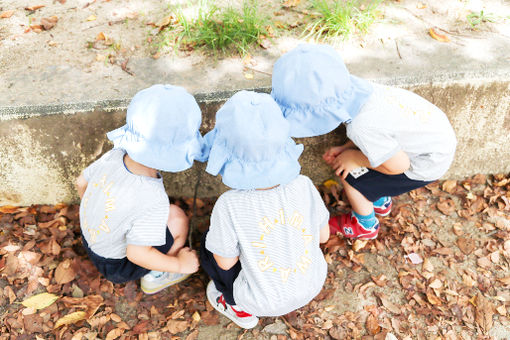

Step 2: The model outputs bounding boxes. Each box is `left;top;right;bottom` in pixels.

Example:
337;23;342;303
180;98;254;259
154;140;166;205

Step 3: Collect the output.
303;0;383;42
467;10;496;28
155;0;270;55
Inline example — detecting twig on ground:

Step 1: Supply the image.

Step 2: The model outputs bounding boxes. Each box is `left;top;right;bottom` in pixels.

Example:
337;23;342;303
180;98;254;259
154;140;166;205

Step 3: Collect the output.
243;66;272;76
120;59;134;76
395;39;402;59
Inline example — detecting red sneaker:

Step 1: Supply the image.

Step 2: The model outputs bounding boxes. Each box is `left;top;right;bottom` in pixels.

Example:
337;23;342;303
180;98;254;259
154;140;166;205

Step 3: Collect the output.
373;197;392;216
329;212;379;240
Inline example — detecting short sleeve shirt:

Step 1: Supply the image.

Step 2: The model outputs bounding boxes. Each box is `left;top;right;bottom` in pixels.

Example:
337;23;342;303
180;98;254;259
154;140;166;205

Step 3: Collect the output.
205;175;329;316
80;149;169;259
347;84;457;181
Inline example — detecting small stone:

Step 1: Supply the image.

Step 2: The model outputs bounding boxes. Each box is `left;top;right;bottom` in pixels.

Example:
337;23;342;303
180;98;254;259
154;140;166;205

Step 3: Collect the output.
262;319;287;335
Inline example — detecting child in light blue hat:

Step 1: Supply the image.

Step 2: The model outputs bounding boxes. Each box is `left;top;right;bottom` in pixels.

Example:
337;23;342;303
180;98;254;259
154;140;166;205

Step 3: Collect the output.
200;91;330;329
75;84;204;294
272;44;457;240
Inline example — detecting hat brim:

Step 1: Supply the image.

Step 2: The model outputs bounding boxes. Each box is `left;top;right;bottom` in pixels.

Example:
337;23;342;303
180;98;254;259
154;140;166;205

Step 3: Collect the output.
205;139;304;190
273;75;373;138
107;126;206;172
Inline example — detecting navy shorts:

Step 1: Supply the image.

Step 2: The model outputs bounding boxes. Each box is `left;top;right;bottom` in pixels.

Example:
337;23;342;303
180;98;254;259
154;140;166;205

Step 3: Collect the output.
199;231;241;306
81;228;174;284
345;169;434;202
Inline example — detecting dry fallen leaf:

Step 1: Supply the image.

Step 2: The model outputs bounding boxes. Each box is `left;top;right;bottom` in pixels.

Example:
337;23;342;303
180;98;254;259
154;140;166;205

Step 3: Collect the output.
475;293;494;332
376;293;401;314
426;288;442;305
156;15;176;29
41;16;58;30
105;328;124;340
54;311;87;329
452;223;464;236
96;32;106;41
477;257;492;269
429;278;442;289
353;239;368;252
442;180;457;193
87;14;97;21
55;259;76;284
0;10;15;18
429;28;450;42
457;237;475;254
498;276;510;285
422;257;434;272
366;314;380;335
192;311;201;322
259;37;271;49
496;305;507;316
282;0;301;8
407;252;423;264
22;292;59;310
25;5;45;11
166;319;188;333
436;199;455;215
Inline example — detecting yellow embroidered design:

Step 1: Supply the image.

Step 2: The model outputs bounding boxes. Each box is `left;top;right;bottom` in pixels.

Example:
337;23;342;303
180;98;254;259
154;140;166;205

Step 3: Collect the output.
252;210;313;283
82;174;116;244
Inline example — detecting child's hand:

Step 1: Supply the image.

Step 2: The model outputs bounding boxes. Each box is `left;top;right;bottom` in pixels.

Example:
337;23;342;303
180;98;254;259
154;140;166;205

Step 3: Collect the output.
323;146;345;165
322;141;355;165
176;247;199;274
331;149;364;179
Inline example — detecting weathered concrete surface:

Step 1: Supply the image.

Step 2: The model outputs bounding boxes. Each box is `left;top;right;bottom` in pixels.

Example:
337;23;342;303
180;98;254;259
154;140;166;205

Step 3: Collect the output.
1;77;509;206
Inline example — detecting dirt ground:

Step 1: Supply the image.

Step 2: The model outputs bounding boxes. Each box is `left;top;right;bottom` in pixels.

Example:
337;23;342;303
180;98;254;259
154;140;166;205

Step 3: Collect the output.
1;0;510;85
0;174;509;339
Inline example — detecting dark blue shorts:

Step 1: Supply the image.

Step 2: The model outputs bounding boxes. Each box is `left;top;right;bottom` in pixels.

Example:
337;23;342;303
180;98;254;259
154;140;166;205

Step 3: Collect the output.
199;231;241;306
345;169;434;202
81;228;174;284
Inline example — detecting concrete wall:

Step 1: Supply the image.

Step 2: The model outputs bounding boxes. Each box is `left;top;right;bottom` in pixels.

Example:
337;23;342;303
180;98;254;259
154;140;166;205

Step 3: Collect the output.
1;79;509;206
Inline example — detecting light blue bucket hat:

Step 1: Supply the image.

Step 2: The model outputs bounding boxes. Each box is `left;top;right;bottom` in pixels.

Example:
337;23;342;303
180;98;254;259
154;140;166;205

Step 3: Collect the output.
271;44;374;137
107;84;206;172
204;91;304;190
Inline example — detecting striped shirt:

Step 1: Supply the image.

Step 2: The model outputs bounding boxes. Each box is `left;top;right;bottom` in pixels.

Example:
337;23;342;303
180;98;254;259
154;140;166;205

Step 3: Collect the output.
206;175;329;316
80;149;169;259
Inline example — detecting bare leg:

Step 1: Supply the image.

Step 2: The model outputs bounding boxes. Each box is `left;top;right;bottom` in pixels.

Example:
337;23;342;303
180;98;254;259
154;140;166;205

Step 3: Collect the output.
341;178;374;216
166;204;189;256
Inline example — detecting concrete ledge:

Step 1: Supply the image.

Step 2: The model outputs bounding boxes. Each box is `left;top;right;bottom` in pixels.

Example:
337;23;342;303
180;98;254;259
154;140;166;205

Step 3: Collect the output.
1;75;509;206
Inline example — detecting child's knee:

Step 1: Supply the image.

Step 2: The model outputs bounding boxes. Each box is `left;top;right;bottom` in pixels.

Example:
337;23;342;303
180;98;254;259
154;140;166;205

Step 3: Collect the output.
167;204;189;238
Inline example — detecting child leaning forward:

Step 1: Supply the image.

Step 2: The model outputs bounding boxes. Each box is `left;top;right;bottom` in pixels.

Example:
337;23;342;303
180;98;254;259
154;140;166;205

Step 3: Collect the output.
76;85;203;293
200;91;330;329
272;44;457;240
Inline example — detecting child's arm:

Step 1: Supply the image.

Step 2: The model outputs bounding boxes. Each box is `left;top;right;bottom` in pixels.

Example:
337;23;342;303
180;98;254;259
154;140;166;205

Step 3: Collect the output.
213;253;239;271
319;224;330;243
126;244;199;274
329;149;410;179
75;173;88;199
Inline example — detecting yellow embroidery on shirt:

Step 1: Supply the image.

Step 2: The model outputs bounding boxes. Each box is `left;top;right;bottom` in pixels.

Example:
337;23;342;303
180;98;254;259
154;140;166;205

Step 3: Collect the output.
83;173;117;244
280;268;291;283
252;209;314;283
297;256;312;273
258;256;274;271
259;216;275;234
288;212;303;229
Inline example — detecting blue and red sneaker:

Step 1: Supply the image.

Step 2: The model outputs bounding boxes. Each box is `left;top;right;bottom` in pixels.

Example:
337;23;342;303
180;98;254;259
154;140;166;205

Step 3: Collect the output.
329;212;379;240
373;197;392;216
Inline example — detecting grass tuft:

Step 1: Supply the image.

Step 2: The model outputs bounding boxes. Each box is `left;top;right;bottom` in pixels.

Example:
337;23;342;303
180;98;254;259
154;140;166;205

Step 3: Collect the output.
156;0;269;55
466;10;496;28
303;0;382;42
